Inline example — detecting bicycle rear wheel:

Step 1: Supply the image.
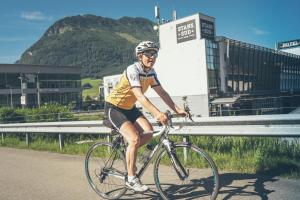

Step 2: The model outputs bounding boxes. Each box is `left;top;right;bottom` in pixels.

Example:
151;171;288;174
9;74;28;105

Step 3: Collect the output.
154;143;219;200
85;142;127;199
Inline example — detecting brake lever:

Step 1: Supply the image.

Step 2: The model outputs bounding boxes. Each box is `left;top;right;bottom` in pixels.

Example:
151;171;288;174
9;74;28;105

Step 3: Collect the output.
188;113;194;122
165;110;173;128
184;105;194;122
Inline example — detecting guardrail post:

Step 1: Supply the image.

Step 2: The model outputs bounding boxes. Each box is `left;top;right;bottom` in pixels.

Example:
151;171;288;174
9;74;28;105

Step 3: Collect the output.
57;113;64;150
59;133;64;150
107;134;111;143
26;133;30;147
183;135;190;163
1;133;4;142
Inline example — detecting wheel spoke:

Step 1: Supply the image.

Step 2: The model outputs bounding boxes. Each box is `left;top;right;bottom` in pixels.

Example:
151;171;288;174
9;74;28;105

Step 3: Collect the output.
154;144;219;200
85;142;127;199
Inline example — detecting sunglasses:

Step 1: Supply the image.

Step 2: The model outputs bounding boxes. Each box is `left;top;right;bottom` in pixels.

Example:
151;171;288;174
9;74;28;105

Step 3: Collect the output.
143;51;158;58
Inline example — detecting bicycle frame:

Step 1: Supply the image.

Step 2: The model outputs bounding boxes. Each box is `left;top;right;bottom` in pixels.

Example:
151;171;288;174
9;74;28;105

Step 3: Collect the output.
105;131;189;184
86;108;220;200
103;110;193;182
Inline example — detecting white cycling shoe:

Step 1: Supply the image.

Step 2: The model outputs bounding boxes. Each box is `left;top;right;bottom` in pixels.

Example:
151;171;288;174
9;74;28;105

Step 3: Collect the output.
125;177;149;192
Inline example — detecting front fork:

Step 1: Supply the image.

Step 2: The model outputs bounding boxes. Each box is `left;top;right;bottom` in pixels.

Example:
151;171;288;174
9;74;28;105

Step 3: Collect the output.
162;139;189;180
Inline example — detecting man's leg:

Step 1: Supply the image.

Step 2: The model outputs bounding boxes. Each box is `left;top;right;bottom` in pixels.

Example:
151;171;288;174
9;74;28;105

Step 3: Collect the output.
119;121;140;177
134;116;153;147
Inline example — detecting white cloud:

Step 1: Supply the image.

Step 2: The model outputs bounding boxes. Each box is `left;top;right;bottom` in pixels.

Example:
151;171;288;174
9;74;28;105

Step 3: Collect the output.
21;11;52;21
250;27;269;36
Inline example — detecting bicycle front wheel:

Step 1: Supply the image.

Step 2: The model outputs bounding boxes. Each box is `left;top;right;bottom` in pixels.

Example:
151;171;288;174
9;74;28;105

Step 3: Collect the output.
85;142;127;199
154;143;219;200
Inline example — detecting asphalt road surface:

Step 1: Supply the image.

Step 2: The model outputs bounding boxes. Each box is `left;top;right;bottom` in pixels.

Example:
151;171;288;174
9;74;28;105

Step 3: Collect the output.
0;147;299;200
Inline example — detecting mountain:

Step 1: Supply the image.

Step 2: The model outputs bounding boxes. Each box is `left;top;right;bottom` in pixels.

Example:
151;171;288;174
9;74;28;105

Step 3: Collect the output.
17;14;158;78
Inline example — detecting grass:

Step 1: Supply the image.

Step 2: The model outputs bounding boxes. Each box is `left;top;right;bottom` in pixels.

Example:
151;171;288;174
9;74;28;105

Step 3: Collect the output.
116;32;139;43
81;78;102;100
1;135;300;178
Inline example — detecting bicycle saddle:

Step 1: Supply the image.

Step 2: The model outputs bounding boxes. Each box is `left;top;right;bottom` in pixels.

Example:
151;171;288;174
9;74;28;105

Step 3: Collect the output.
103;119;121;136
103;119;116;129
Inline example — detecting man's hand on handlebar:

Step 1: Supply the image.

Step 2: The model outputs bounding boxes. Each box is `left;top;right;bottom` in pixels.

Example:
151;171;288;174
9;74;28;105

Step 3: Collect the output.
156;106;194;126
155;112;168;125
175;107;188;117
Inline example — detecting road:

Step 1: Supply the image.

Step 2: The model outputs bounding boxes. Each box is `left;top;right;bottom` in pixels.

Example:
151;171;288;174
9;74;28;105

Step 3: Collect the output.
0;147;299;200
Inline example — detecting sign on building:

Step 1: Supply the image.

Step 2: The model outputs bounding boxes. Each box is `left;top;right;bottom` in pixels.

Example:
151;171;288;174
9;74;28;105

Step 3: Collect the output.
277;39;300;49
200;19;215;40
176;19;197;43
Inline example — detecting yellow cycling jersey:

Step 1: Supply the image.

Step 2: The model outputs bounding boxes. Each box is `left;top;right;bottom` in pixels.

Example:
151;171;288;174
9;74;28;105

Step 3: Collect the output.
106;62;161;110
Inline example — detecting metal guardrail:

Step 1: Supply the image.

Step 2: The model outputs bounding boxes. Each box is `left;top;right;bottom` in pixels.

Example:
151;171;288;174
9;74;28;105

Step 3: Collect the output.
1;114;300;149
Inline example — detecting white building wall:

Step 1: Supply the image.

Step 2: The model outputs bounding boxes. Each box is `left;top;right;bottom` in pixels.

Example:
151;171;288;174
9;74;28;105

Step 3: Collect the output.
281;48;300;56
145;13;214;117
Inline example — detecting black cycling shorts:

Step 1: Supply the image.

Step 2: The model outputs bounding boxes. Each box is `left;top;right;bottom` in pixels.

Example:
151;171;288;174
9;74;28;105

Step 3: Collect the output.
104;102;144;129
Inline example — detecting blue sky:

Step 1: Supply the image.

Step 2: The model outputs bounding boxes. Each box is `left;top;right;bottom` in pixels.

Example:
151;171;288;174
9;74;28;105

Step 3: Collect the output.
0;0;299;63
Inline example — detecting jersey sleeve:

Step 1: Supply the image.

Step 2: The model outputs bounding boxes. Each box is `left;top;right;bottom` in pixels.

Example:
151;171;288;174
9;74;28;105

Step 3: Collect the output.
126;65;141;88
150;70;161;88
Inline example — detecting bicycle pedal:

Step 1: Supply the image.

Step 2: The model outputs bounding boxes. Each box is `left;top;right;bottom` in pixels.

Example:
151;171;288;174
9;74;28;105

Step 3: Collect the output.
133;189;149;194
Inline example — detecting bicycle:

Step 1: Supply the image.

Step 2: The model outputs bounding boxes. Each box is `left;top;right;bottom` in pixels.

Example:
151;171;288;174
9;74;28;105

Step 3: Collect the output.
85;110;220;200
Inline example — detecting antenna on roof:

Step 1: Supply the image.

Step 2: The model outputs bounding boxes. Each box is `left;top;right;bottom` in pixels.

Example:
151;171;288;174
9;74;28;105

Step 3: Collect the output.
154;5;160;24
172;10;177;20
153;5;160;31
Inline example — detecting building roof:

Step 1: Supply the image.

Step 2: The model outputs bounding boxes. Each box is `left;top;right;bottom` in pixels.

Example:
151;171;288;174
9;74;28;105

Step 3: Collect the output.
0;64;81;74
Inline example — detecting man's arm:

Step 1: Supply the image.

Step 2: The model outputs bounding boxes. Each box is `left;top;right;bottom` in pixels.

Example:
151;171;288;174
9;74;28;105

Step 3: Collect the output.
152;85;184;114
131;87;167;123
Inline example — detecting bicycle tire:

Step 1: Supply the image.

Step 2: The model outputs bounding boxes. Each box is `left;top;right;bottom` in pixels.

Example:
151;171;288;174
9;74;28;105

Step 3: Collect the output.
85;142;127;199
154;143;219;200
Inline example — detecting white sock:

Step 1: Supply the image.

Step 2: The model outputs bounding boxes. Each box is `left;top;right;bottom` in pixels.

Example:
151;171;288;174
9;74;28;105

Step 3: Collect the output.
128;175;135;182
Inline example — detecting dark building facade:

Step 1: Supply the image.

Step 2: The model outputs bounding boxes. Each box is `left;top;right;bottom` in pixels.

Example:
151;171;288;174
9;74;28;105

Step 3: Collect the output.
0;64;81;108
213;37;300;115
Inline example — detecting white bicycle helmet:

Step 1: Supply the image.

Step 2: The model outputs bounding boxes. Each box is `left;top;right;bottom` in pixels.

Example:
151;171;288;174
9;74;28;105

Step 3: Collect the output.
135;41;159;56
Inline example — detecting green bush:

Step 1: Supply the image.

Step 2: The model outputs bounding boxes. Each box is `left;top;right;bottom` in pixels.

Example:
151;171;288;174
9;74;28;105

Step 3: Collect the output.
0;107;26;123
27;103;76;122
0;103;76;124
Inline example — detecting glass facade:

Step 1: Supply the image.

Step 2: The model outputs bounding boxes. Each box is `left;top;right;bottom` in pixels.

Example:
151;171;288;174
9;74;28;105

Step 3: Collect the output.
224;39;300;95
39;74;81;89
0;65;82;108
206;40;220;97
212;38;300;115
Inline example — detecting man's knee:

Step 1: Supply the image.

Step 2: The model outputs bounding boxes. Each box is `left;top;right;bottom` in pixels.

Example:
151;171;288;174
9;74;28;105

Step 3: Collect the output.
129;135;140;147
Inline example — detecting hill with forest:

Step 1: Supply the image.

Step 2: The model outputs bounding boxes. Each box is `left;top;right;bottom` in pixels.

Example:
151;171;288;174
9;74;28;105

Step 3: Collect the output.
17;14;157;78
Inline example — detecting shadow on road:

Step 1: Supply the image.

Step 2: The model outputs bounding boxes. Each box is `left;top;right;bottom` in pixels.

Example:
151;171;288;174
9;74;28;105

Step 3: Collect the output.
218;172;278;200
117;174;278;200
219;162;300;200
118;172;280;200
119;184;162;199
118;162;300;200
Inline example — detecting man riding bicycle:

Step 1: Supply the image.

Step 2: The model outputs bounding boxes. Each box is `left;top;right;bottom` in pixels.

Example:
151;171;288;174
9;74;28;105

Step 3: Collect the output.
104;41;187;192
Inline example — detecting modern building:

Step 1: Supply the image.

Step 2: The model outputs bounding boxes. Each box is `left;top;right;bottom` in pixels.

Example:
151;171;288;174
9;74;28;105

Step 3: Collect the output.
143;13;300;117
276;39;300;56
216;37;300;115
0;64;82;108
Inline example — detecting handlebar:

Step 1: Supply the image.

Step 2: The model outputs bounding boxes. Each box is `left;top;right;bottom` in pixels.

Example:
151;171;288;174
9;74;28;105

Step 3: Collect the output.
152;106;193;138
152;124;168;137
